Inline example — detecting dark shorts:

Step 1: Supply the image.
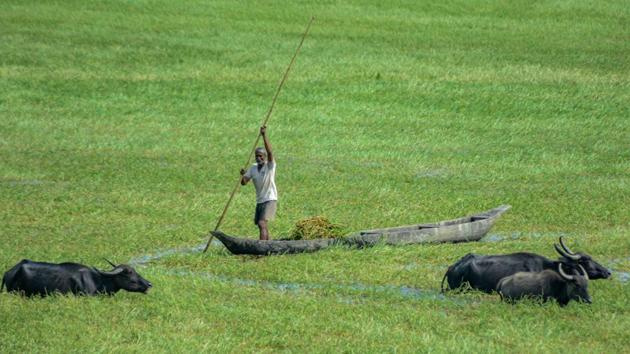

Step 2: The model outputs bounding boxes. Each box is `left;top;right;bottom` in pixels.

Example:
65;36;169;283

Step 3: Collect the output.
254;200;277;225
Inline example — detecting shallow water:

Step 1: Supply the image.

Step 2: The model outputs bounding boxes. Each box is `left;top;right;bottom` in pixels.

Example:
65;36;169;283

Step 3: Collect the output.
604;257;630;283
613;271;630;283
128;241;220;266
128;244;464;302
157;267;461;303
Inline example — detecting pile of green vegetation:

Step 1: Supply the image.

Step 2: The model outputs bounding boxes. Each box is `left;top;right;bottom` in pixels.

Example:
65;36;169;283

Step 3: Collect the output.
288;216;346;240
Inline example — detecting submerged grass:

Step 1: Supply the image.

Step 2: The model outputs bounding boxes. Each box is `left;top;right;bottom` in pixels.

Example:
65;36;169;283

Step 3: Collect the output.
1;0;629;352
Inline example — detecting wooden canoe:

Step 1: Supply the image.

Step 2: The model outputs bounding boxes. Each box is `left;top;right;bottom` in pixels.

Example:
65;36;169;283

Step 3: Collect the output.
211;204;510;256
341;204;511;247
211;231;336;256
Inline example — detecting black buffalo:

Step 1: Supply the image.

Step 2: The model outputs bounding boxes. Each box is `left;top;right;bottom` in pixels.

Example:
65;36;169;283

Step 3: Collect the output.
441;237;610;293
497;263;591;306
1;259;152;296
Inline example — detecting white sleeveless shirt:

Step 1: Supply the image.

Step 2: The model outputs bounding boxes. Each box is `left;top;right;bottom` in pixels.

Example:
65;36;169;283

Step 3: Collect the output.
244;160;277;203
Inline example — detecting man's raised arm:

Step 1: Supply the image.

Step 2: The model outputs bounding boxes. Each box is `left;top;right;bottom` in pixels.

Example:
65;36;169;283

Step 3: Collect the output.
261;126;273;162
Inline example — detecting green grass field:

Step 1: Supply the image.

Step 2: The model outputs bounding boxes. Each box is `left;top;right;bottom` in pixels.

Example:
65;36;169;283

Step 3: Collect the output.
1;0;629;352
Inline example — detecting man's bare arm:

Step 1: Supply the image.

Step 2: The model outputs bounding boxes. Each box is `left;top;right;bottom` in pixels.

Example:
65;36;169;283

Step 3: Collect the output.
261;126;273;162
240;168;250;185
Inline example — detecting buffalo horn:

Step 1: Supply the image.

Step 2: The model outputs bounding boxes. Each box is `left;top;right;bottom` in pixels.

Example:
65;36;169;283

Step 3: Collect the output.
578;265;589;280
558;263;574;281
104;258;117;268
554;244;580;261
559;236;578;256
97;267;125;276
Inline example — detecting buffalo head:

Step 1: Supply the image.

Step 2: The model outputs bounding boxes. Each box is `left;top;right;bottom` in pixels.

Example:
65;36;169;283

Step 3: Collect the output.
554;237;611;279
558;263;591;304
100;259;152;294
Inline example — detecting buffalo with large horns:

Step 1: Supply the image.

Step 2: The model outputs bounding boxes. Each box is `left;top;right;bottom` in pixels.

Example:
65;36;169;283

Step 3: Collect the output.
497;263;591;306
441;237;610;293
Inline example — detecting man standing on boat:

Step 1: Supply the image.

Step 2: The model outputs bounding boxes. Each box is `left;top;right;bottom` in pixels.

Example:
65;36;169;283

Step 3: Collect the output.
240;126;277;240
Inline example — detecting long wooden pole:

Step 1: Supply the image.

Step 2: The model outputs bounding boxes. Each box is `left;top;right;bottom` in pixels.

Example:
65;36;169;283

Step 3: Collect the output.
204;17;315;252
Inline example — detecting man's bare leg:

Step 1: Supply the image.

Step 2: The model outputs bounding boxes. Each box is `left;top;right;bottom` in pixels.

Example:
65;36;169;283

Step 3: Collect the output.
258;220;270;240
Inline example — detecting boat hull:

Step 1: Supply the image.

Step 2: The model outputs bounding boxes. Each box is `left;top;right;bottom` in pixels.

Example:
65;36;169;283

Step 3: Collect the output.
343;205;511;247
211;205;511;255
211;230;336;256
